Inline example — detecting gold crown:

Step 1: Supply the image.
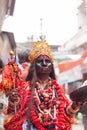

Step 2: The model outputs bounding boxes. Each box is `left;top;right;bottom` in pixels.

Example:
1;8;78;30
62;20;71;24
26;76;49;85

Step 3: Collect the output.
29;40;53;63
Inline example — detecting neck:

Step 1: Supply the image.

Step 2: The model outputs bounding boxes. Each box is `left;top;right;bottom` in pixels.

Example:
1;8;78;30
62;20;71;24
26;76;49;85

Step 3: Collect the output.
37;73;49;82
37;73;50;89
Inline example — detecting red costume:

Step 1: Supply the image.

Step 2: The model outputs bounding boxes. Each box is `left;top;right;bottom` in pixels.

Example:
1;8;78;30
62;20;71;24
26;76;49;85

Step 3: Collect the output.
1;62;73;130
1;40;78;130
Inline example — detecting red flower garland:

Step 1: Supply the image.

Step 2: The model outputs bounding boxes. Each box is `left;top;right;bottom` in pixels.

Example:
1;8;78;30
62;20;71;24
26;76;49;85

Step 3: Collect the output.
4;80;73;130
31;80;73;130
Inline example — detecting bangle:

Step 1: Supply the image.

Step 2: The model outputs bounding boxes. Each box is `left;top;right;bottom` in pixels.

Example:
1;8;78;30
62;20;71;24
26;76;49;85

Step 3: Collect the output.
66;104;80;116
69;105;80;113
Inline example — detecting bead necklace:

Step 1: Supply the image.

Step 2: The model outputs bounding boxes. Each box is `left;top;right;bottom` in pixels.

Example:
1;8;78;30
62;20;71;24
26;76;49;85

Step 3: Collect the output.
33;78;60;129
31;80;73;130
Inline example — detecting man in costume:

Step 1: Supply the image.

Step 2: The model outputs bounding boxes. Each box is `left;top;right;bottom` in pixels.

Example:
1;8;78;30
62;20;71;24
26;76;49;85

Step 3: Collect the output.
1;39;87;130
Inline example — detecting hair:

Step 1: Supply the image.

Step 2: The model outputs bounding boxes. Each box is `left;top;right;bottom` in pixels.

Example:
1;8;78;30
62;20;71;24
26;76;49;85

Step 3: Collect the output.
18;49;30;64
26;59;56;129
0;58;4;69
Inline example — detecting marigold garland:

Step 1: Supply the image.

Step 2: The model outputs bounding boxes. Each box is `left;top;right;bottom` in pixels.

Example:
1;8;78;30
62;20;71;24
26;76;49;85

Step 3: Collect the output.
31;80;73;130
4;80;73;130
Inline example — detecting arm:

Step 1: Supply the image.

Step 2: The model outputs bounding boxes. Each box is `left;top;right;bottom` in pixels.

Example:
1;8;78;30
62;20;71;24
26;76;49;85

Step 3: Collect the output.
65;101;81;117
66;84;87;117
1;56;21;114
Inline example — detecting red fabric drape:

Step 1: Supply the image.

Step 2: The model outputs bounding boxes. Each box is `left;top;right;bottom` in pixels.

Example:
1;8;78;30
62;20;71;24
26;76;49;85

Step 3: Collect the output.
58;48;87;73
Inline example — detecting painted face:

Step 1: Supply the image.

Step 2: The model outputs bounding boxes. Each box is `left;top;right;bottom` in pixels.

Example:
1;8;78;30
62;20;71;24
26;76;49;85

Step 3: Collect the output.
35;55;52;74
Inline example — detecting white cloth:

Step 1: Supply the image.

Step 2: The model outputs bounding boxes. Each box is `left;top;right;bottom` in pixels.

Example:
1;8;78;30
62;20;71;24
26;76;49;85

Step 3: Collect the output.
82;80;87;87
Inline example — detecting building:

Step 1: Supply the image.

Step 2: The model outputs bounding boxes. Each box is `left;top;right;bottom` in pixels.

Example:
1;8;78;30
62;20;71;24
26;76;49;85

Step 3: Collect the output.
0;0;16;64
57;0;87;93
0;0;16;32
0;1;16;129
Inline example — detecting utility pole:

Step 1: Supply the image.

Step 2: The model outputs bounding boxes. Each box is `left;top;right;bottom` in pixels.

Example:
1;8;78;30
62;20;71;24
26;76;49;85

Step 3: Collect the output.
39;18;46;41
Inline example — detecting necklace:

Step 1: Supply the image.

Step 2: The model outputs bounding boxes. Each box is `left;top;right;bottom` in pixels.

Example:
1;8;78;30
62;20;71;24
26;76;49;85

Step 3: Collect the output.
4;80;73;130
33;78;60;129
37;77;51;89
31;80;73;130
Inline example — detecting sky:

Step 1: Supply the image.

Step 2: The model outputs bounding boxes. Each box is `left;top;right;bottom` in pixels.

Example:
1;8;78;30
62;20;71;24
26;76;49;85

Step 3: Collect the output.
3;0;78;45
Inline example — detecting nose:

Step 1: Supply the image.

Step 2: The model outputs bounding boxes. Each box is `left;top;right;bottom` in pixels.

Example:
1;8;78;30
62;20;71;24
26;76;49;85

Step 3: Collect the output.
42;59;47;66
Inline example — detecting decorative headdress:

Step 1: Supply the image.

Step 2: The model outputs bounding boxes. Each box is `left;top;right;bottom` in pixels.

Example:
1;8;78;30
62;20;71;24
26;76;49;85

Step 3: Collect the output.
29;40;53;63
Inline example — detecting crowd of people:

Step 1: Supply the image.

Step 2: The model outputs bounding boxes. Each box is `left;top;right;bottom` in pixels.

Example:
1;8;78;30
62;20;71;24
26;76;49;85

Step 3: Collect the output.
0;39;87;130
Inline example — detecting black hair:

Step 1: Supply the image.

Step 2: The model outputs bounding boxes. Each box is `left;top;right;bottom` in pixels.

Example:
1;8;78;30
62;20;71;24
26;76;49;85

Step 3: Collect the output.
18;49;30;64
26;59;56;129
0;58;4;68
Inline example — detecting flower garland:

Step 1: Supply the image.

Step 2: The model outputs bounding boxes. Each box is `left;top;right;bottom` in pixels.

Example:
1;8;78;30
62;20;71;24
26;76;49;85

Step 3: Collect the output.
4;83;31;130
31;80;73;130
4;80;73;130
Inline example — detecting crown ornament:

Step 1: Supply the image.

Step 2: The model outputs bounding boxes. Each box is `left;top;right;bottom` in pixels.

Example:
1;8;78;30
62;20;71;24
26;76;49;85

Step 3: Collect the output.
29;40;53;63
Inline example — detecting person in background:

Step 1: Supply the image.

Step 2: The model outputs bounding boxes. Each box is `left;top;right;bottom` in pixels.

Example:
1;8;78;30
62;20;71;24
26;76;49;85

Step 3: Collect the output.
18;49;30;64
17;49;30;81
1;39;87;130
0;58;8;130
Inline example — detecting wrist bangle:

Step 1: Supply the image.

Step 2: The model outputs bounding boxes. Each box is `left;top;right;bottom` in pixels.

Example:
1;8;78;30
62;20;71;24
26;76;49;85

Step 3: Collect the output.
66;104;80;116
69;105;80;113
